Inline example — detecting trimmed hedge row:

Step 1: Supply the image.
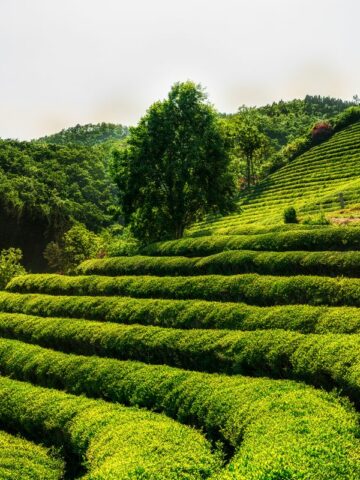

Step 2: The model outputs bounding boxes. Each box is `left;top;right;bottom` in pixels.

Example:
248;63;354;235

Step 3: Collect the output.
0;312;360;402
78;250;360;277
8;273;360;307
0;376;219;480
2;291;360;334
187;223;326;237
0;429;64;480
0;339;359;479
142;228;360;256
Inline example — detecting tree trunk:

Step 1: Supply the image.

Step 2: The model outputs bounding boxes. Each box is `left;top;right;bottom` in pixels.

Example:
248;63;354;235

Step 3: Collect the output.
175;223;185;239
246;155;252;188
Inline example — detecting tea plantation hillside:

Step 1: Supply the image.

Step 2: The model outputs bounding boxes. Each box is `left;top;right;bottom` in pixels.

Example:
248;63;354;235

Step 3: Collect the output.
2;223;360;477
190;120;360;235
2;116;360;479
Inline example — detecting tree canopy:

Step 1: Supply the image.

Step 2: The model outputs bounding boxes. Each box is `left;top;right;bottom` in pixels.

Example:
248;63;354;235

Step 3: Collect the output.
0;140;118;270
113;81;236;242
37;122;128;147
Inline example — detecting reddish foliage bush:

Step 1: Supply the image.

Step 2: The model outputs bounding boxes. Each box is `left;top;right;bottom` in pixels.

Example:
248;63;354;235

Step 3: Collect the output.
311;121;333;143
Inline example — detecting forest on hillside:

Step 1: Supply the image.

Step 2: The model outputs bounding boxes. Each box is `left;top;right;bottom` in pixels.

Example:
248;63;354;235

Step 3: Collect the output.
0;92;358;273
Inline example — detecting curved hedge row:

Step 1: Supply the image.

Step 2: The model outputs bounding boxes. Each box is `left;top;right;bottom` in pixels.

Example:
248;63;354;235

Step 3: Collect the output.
187;223;327;237
2;291;360;334
0;429;64;480
0;312;359;402
78;250;360;277
0;338;359;480
8;273;360;307
0;376;219;480
142;228;360;256
0;313;360;401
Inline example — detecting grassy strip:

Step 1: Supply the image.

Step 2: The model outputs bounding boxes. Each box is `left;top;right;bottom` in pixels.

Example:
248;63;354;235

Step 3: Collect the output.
3;291;360;334
0;312;360;401
0;376;219;480
0;339;359;479
0;429;64;480
8;273;360;307
142;228;360;256
78;250;360;277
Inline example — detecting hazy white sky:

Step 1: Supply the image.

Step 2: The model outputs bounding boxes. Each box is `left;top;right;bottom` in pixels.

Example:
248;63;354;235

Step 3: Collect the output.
1;0;359;140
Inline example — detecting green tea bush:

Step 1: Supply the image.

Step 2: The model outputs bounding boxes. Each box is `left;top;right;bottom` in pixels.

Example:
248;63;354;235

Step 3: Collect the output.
0;338;359;479
188;223;325;237
1;312;360;402
0;248;26;289
78;249;360;277
1;291;360;333
78;255;196;276
283;206;298;224
9;273;360;307
0;429;64;479
142;227;360;256
0;376;219;480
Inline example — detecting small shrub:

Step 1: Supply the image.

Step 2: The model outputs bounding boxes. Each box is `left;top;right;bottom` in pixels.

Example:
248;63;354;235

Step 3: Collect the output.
44;224;103;274
283;206;298;224
0;248;26;289
311;121;333;144
102;225;140;256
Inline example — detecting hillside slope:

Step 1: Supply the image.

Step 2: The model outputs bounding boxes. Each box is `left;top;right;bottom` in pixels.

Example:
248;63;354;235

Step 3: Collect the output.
2;224;360;477
192;120;360;234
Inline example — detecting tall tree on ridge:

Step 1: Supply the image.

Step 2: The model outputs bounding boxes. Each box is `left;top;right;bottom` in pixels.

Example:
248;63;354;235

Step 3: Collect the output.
113;81;236;242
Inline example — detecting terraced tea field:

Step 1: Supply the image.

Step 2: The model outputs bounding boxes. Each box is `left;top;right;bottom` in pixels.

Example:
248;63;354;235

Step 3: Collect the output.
1;225;360;478
190;120;360;235
1;119;360;479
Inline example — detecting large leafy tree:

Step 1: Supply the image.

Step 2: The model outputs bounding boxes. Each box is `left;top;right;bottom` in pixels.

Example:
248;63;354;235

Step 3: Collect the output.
113;81;236;242
228;111;270;189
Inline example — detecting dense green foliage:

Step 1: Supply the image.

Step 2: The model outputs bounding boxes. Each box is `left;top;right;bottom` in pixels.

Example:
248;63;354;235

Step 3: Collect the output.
113;81;236;242
187;222;329;237
9;272;360;307
226;111;270;188
0;140;116;231
144;227;360;256
0;338;359;479
37;122;128;147
0;248;26;289
2;291;360;333
0;429;64;479
283;206;298;223
244;95;357;147
78;249;360;277
0;376;218;479
1;313;360;405
0;140;118;270
44;224;103;273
